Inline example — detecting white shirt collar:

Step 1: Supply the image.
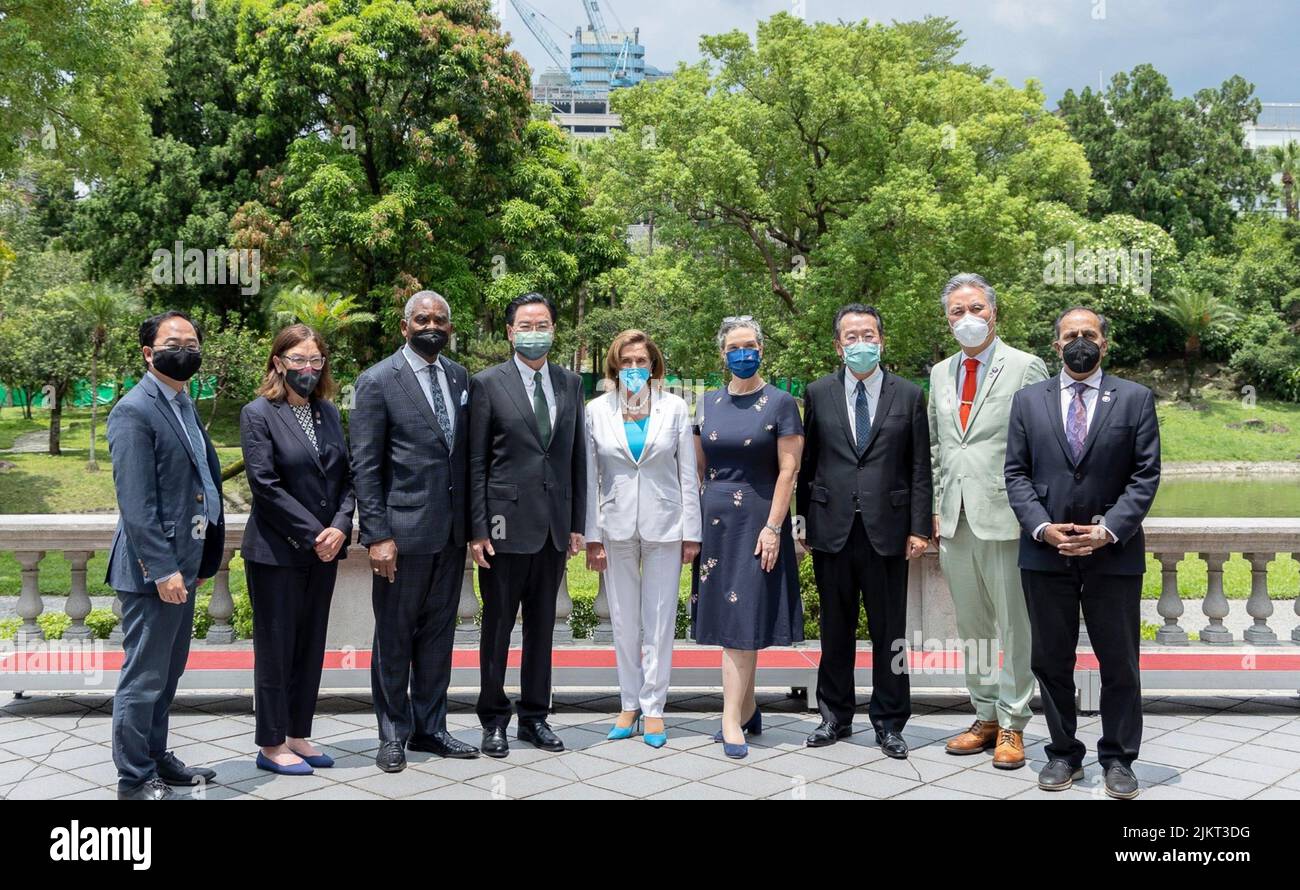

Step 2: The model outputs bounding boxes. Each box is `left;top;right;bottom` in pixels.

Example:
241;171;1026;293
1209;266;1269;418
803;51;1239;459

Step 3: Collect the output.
960;336;999;368
1059;365;1103;391
402;342;444;374
843;365;884;399
514;352;549;381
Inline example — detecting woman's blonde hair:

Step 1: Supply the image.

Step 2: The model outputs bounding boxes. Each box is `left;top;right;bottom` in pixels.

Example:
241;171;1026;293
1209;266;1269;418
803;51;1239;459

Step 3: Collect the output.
604;329;665;382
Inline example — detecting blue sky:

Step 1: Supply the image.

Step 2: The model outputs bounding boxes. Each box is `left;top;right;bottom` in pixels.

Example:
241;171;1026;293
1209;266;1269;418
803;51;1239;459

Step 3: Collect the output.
498;0;1297;103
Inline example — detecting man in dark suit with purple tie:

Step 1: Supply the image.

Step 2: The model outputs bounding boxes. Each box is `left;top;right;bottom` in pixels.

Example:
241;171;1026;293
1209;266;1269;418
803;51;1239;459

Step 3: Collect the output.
1004;306;1161;799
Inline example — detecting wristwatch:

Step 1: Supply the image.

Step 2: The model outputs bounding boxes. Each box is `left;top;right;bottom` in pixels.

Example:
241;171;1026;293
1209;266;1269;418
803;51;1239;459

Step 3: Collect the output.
763;523;781;535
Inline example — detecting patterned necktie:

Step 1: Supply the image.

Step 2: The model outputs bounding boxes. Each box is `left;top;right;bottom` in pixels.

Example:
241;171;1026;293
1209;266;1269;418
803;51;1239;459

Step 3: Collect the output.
959;357;980;431
533;370;552;447
854;379;871;454
177;391;221;527
1067;381;1090;462
426;362;452;445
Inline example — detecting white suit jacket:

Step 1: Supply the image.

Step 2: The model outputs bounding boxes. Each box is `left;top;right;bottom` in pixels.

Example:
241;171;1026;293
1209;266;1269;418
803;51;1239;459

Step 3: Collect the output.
583;387;702;544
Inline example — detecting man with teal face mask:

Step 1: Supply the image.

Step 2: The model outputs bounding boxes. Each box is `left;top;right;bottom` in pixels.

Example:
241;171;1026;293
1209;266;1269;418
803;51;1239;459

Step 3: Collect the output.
796;304;931;758
468;292;587;758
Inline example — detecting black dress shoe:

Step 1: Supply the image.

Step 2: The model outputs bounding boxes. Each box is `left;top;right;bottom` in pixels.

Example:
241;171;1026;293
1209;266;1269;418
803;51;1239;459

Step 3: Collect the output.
155;751;217;786
1104;763;1140;799
375;740;406;773
1037;758;1084;791
117;776;183;800
481;726;510;758
408;731;481;759
876;730;908;759
806;720;852;747
517;719;565;752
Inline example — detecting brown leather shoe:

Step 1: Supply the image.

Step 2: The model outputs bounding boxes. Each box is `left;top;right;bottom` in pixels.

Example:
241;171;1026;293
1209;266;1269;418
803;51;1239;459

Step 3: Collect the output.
946;719;999;755
992;728;1025;770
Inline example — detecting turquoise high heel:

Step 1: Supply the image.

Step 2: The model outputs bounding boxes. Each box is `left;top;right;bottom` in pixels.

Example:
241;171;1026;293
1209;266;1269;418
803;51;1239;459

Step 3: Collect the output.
643;719;668;749
607;713;642;741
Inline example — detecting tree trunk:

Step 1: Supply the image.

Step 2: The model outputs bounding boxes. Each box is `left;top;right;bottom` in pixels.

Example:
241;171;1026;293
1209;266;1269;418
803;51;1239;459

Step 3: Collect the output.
87;349;100;471
48;384;63;456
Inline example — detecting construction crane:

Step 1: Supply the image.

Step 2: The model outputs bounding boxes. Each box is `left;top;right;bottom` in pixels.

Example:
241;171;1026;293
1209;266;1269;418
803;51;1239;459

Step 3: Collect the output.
508;0;570;75
580;0;634;88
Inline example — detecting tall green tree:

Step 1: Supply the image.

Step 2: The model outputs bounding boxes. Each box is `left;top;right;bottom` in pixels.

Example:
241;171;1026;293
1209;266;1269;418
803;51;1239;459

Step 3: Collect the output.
1266;140;1300;220
71;283;137;470
1058;64;1268;254
1155;288;1242;396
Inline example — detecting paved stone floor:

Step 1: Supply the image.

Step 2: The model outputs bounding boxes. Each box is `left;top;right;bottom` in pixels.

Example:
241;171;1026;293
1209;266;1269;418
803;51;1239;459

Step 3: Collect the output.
2;689;1299;800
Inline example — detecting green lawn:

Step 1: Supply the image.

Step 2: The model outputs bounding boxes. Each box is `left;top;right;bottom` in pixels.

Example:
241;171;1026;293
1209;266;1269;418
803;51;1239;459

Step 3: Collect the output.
1156;397;1300;462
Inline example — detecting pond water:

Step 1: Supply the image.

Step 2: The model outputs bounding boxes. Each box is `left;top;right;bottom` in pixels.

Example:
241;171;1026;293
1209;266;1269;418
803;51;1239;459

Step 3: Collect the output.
1150;476;1300;518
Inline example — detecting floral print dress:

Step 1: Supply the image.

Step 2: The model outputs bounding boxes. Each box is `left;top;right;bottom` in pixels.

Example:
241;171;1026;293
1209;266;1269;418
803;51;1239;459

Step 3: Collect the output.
690;383;804;649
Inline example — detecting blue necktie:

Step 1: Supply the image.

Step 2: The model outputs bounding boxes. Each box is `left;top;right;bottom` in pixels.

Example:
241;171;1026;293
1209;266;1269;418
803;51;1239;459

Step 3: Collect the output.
178;391;221;528
855;380;871;454
426;363;453;446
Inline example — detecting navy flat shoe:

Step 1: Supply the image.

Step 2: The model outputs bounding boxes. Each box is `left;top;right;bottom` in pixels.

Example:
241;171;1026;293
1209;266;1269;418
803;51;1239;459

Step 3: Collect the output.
297;751;334;769
256;752;314;776
712;707;762;742
722;741;749;759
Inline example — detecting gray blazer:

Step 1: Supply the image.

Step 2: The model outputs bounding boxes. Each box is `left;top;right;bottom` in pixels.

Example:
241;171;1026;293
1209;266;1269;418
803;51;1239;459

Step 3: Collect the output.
105;373;226;594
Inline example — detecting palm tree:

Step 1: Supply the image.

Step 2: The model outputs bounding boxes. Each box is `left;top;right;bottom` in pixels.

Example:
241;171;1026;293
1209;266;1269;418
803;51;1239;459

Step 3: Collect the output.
269;286;376;340
1156;288;1241;397
1267;141;1300;220
73;284;137;471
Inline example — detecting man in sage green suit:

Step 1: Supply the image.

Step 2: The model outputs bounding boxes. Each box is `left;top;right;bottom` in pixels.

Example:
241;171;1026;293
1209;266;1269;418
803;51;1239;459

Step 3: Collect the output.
929;274;1048;769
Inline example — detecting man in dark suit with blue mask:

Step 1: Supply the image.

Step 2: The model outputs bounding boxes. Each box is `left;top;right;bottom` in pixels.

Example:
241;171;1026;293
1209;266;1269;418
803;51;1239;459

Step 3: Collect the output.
107;311;225;800
1004;306;1160;800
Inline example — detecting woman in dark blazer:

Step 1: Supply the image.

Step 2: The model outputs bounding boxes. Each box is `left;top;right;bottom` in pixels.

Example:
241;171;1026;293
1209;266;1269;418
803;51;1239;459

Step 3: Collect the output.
240;323;355;776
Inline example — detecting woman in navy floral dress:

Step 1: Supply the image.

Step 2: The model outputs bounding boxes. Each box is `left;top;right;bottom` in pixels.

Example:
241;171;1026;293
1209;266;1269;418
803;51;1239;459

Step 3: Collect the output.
691;316;804;757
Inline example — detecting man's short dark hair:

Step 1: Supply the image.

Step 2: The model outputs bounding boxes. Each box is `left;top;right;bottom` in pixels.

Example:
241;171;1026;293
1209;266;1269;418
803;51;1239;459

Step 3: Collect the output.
832;303;884;339
505;292;557;326
139;310;203;348
1053;305;1109;340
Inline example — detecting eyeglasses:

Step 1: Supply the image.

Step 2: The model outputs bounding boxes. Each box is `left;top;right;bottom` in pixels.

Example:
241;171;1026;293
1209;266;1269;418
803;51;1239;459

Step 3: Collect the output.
152;343;200;355
512;322;554;333
722;315;754;324
282;354;326;370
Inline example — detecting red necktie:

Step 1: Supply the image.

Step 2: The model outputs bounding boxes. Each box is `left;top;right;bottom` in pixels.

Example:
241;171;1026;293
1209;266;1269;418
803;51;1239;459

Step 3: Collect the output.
959;358;980;431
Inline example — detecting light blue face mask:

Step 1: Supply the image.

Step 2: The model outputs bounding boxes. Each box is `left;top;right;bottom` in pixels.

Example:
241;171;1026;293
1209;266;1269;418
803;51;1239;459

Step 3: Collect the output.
513;330;553;361
619;367;651;394
843;341;881;374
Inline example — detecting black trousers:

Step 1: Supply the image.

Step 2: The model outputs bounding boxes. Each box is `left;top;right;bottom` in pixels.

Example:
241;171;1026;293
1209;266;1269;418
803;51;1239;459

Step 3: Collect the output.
477;543;566;730
370;541;463;743
246;559;337;747
1022;567;1143;770
811;515;911;734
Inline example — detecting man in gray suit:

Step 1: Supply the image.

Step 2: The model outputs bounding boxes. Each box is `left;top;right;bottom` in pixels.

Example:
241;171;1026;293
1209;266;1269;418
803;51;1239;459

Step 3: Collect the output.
350;290;480;772
107;311;225;800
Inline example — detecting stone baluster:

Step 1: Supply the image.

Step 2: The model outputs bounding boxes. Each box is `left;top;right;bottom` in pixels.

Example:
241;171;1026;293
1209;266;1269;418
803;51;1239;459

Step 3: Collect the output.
204;550;236;644
455;551;480;643
14;551;45;643
63;550;93;642
591;572;614;643
1243;552;1277;645
553;568;573;644
1155;552;1188;645
1199;552;1233;644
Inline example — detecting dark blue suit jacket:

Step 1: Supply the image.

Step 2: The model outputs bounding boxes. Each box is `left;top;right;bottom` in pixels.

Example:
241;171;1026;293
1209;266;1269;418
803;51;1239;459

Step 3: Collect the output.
349;348;469;554
239;395;355;565
1004;371;1161;575
105;373;226;593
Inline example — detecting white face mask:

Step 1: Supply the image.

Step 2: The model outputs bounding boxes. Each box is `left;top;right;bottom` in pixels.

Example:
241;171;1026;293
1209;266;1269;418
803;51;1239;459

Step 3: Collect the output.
951;314;990;349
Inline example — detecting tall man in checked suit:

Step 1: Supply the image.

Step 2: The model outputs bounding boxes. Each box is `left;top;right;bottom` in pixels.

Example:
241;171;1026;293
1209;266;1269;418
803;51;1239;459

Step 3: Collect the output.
107;311;224;800
797;304;931;760
469;292;586;758
350;290;480;773
929;274;1048;770
1005;306;1160;799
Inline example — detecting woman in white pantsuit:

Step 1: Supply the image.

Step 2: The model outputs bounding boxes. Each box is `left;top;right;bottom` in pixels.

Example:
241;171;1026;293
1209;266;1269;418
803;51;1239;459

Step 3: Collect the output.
585;330;702;748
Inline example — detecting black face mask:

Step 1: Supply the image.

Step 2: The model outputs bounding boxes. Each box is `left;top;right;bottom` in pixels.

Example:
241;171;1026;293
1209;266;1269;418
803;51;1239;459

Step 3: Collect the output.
1062;337;1101;374
151;347;201;382
409;328;448;360
284;368;319;399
